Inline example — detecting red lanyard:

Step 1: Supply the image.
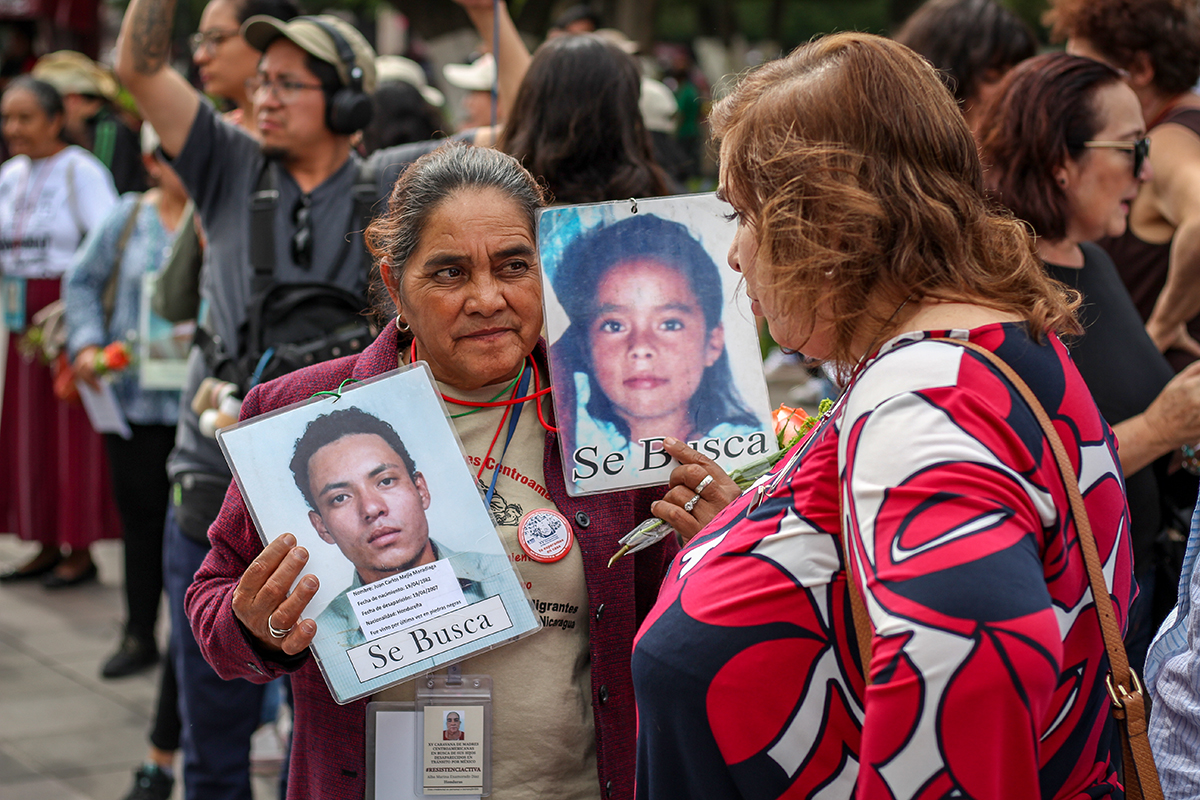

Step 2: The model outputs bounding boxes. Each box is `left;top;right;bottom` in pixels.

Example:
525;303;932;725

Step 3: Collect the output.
408;338;558;434
476;366;526;487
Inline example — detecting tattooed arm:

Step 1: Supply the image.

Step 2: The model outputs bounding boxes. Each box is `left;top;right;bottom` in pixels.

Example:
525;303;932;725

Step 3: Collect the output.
114;0;200;158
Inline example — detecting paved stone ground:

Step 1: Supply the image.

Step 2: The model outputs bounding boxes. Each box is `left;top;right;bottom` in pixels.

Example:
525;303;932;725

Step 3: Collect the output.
0;534;281;800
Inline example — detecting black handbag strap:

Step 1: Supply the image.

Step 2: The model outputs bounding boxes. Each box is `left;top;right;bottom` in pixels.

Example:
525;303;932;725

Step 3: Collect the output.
248;161;280;297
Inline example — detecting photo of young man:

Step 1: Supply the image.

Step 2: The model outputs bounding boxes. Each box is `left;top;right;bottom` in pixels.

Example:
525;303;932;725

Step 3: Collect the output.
289;407;510;647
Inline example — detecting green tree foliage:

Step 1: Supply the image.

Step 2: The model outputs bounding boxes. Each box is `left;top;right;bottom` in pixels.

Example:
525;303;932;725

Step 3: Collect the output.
654;0;1049;48
115;0;1051;55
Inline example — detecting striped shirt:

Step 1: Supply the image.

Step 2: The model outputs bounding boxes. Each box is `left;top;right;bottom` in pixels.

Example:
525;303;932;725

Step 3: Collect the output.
1146;499;1200;798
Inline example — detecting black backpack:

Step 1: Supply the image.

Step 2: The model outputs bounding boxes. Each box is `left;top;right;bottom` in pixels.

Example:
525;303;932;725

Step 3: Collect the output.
197;160;379;397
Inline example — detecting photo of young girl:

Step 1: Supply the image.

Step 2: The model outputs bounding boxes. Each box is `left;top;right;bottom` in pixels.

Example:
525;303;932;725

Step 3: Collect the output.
541;195;775;495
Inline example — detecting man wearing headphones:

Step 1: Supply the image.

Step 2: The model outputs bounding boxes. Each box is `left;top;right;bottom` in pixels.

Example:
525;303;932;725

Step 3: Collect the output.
114;5;428;799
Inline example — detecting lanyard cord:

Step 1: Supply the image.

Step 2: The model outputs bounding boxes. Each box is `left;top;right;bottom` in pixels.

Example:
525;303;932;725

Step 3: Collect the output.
480;366;531;508
449;372;520;418
529;355;558;433
11;155;59;262
409;338;558;432
476;374;516;482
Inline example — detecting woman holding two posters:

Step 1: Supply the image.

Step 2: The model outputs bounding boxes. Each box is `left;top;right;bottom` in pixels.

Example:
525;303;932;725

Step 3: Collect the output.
186;143;676;800
633;33;1136;799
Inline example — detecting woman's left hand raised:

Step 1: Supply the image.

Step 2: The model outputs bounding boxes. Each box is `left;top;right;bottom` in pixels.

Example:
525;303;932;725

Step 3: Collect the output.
651;437;741;544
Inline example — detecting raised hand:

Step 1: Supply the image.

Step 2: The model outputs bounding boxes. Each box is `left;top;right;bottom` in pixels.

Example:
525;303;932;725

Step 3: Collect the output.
231;533;320;655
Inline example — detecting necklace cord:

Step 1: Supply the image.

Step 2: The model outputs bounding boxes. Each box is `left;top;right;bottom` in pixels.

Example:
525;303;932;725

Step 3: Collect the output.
409;337;557;432
450;373;519;418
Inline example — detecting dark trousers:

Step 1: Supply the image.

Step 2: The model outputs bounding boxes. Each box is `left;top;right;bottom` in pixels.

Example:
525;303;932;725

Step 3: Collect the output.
103;424;175;640
149;642;182;752
164;507;264;800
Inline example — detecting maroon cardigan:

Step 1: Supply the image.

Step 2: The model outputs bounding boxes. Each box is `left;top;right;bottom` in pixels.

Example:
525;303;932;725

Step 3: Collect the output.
186;321;677;800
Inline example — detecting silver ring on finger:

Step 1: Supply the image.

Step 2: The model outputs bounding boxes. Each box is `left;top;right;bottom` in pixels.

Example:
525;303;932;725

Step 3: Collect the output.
692;475;714;495
683;492;702;513
267;612;294;640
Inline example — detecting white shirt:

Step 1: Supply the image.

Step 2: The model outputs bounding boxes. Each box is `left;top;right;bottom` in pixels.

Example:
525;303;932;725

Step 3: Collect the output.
0;145;117;279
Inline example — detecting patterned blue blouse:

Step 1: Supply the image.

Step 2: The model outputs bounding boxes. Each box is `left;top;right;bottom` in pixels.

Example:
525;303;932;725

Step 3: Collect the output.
64;192;182;426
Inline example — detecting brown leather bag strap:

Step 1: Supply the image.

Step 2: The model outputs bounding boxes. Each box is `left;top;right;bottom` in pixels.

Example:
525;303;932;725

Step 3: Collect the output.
842;518;875;684
839;336;1161;797
934;338;1162;800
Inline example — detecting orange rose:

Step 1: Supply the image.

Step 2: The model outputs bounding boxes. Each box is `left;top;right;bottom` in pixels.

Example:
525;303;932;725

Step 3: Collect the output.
96;342;132;373
773;404;812;447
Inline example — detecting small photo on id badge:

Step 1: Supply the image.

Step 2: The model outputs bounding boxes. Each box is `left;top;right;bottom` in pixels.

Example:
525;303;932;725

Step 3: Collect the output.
422;705;484;795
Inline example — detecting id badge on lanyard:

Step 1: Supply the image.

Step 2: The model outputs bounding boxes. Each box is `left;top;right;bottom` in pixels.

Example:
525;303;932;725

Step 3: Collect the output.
366;669;493;798
1;276;26;331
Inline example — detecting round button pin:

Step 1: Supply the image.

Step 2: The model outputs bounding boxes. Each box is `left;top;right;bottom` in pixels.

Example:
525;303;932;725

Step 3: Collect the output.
517;508;574;563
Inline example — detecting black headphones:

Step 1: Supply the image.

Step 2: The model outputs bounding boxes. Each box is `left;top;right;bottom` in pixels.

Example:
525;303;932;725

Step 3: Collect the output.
300;16;373;135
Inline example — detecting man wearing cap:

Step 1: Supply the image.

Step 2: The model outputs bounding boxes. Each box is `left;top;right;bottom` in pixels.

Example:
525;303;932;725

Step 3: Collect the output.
33;51;147;193
114;3;429;798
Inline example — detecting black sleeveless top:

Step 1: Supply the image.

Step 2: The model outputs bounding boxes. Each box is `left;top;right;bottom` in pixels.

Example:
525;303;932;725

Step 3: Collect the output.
1100;106;1200;372
1045;243;1179;571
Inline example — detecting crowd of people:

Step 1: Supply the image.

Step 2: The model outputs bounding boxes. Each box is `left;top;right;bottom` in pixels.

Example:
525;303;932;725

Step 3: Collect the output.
4;0;1200;798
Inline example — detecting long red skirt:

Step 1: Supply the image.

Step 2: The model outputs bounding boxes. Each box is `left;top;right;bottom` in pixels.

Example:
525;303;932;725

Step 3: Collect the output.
0;278;120;549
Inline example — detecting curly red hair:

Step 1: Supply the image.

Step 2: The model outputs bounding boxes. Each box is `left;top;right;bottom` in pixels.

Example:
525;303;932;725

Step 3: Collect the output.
711;32;1079;367
1044;0;1200;95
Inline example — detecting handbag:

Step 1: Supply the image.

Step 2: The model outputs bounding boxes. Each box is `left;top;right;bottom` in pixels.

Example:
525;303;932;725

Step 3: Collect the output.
841;337;1163;800
151;201;201;323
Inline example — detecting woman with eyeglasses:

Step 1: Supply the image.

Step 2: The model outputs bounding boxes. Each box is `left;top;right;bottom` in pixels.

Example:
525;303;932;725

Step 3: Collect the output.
190;0;299;135
979;52;1200;671
1046;0;1200;372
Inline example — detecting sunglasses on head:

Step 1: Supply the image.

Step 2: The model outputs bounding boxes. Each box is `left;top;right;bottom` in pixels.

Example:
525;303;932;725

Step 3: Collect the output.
1079;136;1151;178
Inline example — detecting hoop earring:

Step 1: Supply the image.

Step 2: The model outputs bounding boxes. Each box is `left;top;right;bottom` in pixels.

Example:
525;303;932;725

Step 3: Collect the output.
397;317;411;333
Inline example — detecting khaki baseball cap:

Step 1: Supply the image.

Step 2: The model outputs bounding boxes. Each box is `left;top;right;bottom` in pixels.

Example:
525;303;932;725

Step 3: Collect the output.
32;51;119;101
242;15;377;94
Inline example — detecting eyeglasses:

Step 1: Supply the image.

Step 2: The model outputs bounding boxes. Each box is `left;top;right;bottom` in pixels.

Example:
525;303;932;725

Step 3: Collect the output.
245;76;325;104
189;28;239;55
1080;137;1151;178
292;194;312;267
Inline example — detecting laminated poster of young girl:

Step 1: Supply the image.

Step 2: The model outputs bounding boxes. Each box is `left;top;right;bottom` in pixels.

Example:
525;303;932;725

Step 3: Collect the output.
540;193;776;496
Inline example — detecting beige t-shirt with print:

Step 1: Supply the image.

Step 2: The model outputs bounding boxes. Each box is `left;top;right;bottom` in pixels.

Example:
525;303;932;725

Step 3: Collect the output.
374;375;597;800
